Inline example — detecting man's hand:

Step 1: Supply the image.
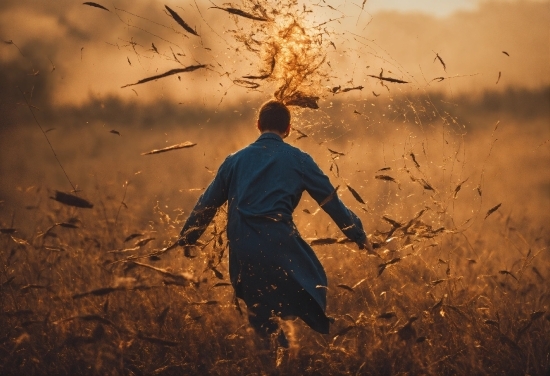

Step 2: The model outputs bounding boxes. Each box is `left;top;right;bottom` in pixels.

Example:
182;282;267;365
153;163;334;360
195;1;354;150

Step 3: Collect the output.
359;236;380;257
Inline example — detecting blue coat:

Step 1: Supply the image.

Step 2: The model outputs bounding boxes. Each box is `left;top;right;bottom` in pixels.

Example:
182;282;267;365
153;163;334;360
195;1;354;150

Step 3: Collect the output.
179;133;367;333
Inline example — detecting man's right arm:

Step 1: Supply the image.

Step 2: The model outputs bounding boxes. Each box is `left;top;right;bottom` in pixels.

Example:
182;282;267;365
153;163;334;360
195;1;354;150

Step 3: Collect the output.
178;159;229;246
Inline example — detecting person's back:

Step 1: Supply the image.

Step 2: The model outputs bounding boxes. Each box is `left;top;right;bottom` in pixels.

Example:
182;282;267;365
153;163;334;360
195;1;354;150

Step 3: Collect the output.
178;100;373;347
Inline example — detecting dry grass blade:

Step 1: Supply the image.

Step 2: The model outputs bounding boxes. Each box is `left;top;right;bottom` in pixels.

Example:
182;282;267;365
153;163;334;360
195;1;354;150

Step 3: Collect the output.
319;185;339;207
332;325;355;339
378;257;401;276
375;174;398;184
377;311;396;319
56;314;117;328
340;86;364;93
165;5;198;36
51;191;94;209
210;266;224;279
328;148;345;156
131;261;197;285
73;287;123;299
3;310;34;318
433;52;447;72
382;215;402;228
83;2;109;12
336;284;354;292
20;284;50;292
485;203;502;219
58;222;79;229
453;178;469;199
410;152;420;168
141;141;197;155
347;185;366;204
293;128;308;140
233;79;260;89
210;6;269;21
124;233;143;242
138;332;180;346
367;74;409;84
121;65;206;88
134;237;155;247
213;282;231;287
499;270;518;281
418;178;435;191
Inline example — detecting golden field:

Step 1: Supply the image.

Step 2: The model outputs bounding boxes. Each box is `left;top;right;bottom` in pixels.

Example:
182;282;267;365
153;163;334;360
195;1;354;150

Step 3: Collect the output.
0;87;548;375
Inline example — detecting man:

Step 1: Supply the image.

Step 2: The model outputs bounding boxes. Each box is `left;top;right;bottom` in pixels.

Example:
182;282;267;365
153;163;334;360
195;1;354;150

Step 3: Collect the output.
178;100;373;347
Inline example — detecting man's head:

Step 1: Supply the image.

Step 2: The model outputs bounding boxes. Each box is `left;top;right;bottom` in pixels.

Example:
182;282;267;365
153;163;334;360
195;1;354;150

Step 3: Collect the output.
257;100;291;137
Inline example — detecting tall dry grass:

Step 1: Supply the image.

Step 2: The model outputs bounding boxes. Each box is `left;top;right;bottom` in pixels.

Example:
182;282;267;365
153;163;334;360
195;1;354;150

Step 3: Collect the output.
1;89;549;375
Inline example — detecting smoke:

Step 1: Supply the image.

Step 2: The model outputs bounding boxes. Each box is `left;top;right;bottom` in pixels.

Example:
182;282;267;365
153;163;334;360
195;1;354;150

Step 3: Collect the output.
1;0;548;109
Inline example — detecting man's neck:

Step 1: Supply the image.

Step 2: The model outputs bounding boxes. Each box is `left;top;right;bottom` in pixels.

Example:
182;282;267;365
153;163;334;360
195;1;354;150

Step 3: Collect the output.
261;130;286;138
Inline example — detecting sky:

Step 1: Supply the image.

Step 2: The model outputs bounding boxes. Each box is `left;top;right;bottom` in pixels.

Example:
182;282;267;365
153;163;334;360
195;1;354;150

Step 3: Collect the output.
362;0;477;16
0;0;549;107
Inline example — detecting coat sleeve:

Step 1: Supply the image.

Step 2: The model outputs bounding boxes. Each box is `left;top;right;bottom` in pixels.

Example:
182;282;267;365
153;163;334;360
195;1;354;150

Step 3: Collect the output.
178;158;230;246
302;154;367;246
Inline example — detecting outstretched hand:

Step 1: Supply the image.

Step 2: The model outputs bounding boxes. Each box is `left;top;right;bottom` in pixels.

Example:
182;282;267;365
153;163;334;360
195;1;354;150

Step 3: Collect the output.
359;237;380;257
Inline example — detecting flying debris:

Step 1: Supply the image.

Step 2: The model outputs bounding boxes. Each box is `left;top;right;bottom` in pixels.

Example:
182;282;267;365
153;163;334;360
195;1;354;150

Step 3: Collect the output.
165;5;199;36
319;185;339;207
485;203;502;219
328;148;345;157
210;6;269;21
51;191;93;209
124;233;143;242
284;92;319;109
433;52;446;72
121;65;206;88
410;152;420;168
375;174;397;183
293;128;308;140
233;79;260;89
347;185;366;204
336;284;354;292
368;74;409;84
453;178;468;199
141;141;197;155
242;57;275;80
83;2;109;11
378;257;402;276
340;86;364;93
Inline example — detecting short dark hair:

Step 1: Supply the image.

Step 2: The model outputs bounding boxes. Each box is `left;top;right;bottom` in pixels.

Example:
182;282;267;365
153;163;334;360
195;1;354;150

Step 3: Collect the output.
258;100;291;134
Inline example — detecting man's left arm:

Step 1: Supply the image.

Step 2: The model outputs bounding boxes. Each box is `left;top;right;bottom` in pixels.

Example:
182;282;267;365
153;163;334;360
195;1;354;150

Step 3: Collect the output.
302;155;369;248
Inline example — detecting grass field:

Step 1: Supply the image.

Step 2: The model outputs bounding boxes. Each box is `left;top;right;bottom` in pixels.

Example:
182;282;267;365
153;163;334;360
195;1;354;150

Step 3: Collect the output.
0;87;549;375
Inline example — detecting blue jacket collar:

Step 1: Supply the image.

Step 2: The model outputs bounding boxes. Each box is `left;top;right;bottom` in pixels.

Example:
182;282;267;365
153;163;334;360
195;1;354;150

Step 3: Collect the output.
257;132;284;142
